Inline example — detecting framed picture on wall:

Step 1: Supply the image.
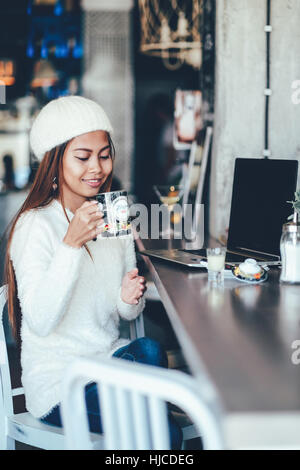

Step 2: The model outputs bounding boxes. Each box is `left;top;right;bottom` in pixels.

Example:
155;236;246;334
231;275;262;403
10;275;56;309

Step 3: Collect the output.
173;89;203;150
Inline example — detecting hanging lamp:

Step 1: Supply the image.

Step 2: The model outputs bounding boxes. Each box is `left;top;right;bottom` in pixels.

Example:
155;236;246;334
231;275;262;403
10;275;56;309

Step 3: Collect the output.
138;0;203;70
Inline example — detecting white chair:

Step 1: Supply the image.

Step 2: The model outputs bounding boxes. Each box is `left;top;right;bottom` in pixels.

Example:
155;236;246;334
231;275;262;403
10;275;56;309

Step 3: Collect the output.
61;356;225;450
0;284;143;450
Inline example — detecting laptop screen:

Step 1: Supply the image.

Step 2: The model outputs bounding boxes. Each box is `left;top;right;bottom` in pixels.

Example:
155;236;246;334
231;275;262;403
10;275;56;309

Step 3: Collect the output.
227;158;298;256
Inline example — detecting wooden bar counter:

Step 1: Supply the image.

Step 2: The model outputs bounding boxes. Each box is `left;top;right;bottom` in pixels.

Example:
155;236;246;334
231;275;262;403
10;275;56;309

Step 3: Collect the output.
136;236;300;449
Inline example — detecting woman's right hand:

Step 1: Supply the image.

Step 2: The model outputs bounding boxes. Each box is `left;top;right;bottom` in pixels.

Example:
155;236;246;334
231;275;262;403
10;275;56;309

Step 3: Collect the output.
63;200;104;248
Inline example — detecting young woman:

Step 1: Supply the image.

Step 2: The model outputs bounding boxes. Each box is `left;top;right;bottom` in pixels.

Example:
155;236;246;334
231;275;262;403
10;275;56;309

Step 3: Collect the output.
4;96;182;449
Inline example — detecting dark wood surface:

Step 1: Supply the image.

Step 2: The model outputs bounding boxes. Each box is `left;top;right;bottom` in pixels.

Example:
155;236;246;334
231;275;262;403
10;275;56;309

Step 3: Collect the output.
137;237;300;414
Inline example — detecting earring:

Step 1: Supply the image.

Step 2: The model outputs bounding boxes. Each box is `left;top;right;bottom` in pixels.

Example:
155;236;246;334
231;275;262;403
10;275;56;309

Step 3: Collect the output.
52;177;58;191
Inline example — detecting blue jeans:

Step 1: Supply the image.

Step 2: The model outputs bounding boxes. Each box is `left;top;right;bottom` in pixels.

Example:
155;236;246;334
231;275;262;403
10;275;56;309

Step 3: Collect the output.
41;337;183;449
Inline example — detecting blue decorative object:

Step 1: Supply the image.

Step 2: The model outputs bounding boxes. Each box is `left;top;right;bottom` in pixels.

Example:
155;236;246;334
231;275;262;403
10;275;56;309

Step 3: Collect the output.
61;42;69;58
54;0;64;17
27;0;33;15
26;41;34;58
41;40;48;59
26;1;82;97
55;44;62;58
73;42;83;59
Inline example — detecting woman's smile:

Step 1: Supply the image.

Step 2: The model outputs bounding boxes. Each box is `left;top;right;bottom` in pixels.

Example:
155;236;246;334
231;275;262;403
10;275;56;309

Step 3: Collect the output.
82;178;103;188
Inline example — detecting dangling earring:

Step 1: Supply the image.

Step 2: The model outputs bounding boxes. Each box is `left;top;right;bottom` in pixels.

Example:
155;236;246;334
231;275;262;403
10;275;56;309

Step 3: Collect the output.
52;177;58;191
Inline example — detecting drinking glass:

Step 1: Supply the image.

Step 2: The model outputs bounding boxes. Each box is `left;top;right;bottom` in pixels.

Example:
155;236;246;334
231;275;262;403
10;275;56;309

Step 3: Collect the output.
206;247;226;283
153;184;184;238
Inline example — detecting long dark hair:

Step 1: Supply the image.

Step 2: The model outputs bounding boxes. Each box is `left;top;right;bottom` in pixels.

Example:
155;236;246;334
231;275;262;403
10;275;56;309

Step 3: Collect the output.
4;133;115;342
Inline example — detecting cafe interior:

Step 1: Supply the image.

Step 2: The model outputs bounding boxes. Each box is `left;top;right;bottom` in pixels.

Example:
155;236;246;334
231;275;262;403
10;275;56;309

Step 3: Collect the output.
1;0;300;451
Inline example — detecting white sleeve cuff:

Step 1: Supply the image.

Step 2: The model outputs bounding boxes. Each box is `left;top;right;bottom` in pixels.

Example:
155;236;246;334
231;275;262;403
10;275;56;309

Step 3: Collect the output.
117;287;145;321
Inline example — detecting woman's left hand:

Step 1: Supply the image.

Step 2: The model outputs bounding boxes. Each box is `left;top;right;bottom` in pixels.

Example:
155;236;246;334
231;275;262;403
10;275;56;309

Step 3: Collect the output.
121;268;146;305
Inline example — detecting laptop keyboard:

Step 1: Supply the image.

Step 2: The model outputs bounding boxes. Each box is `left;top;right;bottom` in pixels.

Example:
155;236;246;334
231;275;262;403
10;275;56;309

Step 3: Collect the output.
179;249;279;262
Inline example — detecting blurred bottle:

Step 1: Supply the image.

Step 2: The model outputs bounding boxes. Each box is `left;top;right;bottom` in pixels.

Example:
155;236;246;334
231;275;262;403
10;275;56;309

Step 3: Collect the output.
280;212;300;284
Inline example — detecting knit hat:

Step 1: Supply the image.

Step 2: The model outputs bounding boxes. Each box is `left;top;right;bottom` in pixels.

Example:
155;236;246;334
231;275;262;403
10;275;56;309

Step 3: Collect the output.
30;95;113;161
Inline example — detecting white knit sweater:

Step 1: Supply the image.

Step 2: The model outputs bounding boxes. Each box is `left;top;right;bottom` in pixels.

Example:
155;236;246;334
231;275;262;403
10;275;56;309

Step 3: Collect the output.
10;198;145;418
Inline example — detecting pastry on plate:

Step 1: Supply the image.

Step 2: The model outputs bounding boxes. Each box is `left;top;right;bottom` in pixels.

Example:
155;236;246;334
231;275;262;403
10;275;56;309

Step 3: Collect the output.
233;258;264;281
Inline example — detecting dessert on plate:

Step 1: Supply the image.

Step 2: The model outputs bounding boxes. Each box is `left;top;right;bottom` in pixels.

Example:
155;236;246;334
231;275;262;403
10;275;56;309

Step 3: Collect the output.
233;258;264;281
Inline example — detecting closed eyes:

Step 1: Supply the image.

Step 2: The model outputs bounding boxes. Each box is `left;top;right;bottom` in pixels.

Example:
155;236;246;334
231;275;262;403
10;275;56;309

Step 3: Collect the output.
73;144;111;161
75;155;111;161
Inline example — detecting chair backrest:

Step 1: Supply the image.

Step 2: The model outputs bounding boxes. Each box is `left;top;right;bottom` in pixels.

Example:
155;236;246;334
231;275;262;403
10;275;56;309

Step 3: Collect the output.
0;280;143;425
61;356;225;450
0;285;14;417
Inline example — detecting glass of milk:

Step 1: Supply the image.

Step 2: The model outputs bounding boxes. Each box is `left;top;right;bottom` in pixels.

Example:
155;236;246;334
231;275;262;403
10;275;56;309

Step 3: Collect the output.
280;216;300;284
206;247;226;283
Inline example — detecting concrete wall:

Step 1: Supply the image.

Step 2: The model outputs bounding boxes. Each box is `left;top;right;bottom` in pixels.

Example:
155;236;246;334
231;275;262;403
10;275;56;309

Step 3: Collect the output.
270;0;300;160
210;0;300;239
81;0;134;191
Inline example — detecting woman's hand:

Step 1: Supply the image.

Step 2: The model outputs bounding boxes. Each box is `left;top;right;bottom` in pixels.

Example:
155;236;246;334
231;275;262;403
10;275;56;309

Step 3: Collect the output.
121;268;146;305
63;200;103;248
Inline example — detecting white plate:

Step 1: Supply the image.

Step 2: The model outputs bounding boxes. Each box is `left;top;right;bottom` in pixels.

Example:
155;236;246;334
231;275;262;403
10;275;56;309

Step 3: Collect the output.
231;267;268;284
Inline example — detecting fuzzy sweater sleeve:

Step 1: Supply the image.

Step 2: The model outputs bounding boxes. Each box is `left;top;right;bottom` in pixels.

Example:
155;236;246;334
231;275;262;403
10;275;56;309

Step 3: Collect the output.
116;234;145;321
10;210;84;337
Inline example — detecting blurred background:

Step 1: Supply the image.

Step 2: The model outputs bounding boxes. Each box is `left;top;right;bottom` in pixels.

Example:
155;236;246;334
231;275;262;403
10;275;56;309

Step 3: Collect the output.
0;0;214;229
1;2;300;449
0;0;300;268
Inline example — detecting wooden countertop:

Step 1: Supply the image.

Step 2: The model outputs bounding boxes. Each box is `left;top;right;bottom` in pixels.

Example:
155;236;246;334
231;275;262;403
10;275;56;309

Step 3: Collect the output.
136;236;300;447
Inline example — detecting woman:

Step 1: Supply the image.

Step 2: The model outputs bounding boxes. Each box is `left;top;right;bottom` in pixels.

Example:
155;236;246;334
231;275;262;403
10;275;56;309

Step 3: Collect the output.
5;96;182;449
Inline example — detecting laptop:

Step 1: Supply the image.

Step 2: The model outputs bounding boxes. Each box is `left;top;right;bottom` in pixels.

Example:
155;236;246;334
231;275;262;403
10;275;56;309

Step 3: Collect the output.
140;158;298;268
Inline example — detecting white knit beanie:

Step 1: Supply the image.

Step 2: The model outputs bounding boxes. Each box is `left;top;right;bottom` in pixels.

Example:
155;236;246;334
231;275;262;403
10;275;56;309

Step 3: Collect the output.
30;95;113;161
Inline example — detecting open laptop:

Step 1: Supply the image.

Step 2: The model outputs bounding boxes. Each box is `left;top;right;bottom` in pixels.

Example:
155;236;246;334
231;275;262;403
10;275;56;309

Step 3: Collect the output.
140;158;298;268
